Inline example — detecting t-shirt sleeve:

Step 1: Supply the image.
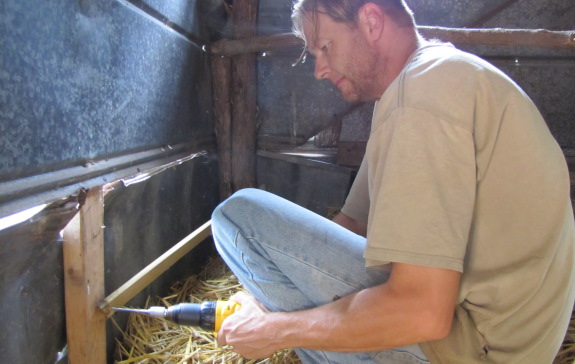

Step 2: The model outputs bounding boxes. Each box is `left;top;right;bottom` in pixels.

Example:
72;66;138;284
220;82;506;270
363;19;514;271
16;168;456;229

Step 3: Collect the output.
364;107;476;272
340;155;370;223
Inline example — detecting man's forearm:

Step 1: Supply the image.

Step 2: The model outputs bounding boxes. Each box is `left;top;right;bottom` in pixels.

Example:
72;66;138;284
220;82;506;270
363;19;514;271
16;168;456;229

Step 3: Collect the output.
263;265;458;353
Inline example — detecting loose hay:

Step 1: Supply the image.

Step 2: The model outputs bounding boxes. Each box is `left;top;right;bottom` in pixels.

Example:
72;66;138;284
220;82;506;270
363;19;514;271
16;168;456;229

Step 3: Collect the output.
113;257;301;364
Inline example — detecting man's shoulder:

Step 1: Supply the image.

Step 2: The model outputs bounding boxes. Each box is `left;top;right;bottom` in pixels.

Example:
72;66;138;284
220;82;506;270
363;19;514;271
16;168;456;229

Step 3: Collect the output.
394;43;516;121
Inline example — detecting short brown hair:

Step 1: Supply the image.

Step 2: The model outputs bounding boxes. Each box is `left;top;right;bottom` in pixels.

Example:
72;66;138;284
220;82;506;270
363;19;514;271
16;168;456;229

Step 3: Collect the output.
292;0;415;42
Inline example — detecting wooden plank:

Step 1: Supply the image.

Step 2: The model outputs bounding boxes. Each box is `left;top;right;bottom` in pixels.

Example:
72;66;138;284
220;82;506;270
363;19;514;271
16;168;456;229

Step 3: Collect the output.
210;33;303;56
212;55;234;200
419;26;575;49
210;28;575;56
63;187;106;364
100;220;212;311
231;52;257;190
230;0;258;191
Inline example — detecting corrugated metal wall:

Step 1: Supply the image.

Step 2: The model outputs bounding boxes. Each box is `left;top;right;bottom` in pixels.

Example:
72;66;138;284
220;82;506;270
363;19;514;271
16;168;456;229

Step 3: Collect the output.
0;0;222;362
0;0;213;182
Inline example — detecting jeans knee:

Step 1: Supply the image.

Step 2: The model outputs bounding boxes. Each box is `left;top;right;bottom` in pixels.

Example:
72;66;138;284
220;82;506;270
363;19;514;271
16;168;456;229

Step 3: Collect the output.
212;188;267;226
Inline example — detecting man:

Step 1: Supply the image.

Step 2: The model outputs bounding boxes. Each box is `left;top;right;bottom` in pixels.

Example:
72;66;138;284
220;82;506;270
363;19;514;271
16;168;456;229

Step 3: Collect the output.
211;1;575;363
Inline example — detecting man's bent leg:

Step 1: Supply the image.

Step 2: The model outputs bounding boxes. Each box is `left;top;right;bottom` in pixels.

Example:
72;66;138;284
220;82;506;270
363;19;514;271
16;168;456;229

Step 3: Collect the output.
212;188;385;311
211;188;428;364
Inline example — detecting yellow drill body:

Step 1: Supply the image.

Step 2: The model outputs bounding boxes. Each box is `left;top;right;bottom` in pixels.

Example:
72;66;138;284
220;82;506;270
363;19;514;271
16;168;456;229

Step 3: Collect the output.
113;300;241;332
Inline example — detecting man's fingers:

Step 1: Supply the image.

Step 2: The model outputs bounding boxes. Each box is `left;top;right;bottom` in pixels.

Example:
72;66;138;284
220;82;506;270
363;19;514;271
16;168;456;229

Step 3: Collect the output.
216;327;228;346
229;291;270;313
229;291;250;304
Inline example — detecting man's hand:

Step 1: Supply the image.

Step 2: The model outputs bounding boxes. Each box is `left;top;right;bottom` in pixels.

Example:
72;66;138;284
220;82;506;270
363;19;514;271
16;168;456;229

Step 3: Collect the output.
216;263;460;357
217;292;282;359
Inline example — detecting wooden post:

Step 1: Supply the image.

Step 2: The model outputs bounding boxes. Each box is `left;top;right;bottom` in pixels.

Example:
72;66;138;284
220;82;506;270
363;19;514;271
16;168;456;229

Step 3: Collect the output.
212;55;234;200
63;187;106;364
231;0;258;191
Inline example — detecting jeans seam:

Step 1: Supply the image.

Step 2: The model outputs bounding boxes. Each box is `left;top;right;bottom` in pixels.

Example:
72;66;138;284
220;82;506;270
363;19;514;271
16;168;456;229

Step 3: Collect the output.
233;229;281;307
389;348;428;361
256;238;362;291
221;205;361;291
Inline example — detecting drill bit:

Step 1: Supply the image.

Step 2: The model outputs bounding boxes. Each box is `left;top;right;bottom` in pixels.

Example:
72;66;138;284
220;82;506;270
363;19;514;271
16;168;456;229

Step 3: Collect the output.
112;306;167;319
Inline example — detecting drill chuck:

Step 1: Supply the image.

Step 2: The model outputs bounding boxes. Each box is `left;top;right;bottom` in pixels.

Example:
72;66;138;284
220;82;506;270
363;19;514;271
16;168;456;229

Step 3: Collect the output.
165;301;215;330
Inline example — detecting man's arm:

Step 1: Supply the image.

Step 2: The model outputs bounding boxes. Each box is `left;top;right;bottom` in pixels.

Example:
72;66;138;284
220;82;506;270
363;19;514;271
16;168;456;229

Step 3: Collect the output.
332;211;368;237
217;263;460;359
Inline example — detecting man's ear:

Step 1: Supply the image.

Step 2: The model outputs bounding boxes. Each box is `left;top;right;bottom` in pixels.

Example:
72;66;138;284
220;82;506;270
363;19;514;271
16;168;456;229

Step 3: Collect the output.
358;3;385;42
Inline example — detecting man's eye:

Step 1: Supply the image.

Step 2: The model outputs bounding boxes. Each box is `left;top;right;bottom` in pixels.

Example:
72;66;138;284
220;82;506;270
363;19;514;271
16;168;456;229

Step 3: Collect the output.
321;43;330;51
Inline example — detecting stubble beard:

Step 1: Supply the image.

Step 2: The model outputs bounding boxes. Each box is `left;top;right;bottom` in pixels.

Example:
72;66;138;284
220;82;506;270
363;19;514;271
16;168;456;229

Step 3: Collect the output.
341;35;382;103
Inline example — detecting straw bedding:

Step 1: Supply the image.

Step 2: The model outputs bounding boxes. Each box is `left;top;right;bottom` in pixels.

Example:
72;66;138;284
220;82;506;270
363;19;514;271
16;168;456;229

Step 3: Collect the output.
113;257;301;363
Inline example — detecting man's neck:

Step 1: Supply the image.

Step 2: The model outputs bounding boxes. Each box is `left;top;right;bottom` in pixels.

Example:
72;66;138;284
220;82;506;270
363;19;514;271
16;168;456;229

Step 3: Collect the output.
374;25;421;98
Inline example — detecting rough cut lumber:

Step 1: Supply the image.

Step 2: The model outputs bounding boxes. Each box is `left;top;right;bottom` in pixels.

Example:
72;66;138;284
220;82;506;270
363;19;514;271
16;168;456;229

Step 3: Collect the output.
99;220;212;311
212;55;234;199
210;27;575;56
230;0;258;191
63;187;106;364
210;33;303;56
419;26;575;49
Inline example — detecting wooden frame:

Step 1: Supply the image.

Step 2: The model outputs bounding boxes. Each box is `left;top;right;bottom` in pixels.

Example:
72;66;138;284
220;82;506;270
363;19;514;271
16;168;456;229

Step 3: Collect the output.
99;220;212;312
63;188;107;364
62;186;212;363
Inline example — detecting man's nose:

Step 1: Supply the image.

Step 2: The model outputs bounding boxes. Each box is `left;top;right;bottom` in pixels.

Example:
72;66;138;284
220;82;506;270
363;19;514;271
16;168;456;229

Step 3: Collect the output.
314;56;329;80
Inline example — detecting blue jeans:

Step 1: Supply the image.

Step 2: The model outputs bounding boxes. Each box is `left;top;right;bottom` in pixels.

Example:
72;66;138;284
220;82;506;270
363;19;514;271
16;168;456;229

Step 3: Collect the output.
212;188;429;364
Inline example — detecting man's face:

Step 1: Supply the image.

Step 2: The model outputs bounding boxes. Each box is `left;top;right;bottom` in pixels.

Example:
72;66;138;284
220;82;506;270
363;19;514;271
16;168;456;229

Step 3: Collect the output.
303;10;382;102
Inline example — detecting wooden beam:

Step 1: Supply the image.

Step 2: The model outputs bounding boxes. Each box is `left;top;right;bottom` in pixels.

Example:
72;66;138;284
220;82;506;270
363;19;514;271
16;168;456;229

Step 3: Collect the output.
99;220;212;311
210;33;302;57
419;26;575;49
212;55;233;200
210;28;575;56
63;187;106;364
230;0;258;191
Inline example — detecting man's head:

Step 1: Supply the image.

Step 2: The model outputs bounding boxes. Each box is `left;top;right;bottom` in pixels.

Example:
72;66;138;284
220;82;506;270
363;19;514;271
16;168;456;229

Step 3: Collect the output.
291;0;418;102
292;0;415;43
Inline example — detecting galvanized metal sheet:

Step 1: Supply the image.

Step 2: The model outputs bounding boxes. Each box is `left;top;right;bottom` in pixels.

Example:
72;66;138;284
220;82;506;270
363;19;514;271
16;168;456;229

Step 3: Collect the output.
0;0;213;182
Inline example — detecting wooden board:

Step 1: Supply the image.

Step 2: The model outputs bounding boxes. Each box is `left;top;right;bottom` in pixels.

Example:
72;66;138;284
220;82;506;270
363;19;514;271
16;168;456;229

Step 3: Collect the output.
63;187;106;364
210;28;575;57
230;0;258;191
100;220;212;311
212;55;233;199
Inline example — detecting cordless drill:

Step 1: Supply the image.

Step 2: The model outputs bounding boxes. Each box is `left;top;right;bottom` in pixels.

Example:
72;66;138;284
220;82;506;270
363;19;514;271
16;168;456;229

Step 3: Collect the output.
113;301;241;332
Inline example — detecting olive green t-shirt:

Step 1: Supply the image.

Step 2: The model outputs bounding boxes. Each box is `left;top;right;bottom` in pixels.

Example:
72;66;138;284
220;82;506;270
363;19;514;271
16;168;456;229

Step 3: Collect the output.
341;43;575;363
